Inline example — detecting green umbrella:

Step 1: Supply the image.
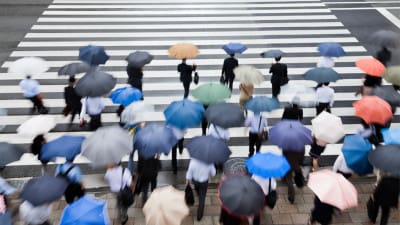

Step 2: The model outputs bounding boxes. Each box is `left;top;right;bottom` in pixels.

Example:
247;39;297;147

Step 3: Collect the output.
383;66;400;86
191;83;231;105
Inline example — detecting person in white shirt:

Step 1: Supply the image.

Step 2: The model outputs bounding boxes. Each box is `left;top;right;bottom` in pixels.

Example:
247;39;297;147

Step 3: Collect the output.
245;113;267;157
19;201;52;225
79;96;105;130
316;82;334;115
19;76;48;114
317;56;335;68
332;153;354;179
207;123;230;142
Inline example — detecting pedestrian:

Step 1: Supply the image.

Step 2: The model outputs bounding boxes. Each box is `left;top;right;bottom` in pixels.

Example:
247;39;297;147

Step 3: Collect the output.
167;125;186;174
186;158;216;221
282;149;305;204
136;155;161;204
55;161;85;204
177;58;196;98
63;77;82;126
19;200;52;225
126;64;143;92
126;122;145;176
19;75;48;114
244;113;267;157
375;46;391;66
269;56;288;97
201;104;208;135
79;96;105;130
332;152;354;179
252;175;277;225
221;54;239;91
317;56;335;68
31;134;48;175
308;195;337;225
316;82;334;115
207;123;230;142
309;136;327;172
238;82;254;112
281;102;303;121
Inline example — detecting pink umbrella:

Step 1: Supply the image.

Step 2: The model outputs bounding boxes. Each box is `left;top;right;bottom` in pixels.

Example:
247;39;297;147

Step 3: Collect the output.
307;169;358;210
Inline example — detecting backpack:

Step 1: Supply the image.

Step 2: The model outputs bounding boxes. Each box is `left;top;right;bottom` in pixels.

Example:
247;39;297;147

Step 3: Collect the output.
117;168;134;207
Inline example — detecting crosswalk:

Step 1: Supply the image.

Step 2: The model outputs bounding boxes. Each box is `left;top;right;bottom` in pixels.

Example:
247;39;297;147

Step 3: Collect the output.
1;0;397;174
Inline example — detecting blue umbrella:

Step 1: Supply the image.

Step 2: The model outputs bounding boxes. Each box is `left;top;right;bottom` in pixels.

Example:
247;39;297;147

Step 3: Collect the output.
78;45;110;66
109;87;143;106
164;99;205;129
222;43;247;55
260;49;284;58
317;42;345;57
245;96;280;113
269;120;313;151
0;211;12;225
59;195;109;225
40;135;85;162
134;124;178;159
304;67;340;83
382;128;400;144
245;152;291;178
342;134;373;175
186;135;231;164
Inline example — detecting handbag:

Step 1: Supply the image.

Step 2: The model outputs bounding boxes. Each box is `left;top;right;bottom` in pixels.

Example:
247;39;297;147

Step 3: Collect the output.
219;75;225;84
294;171;305;188
184;184;195;206
265;178;277;209
117;168;134;207
194;72;199;85
257;117;268;141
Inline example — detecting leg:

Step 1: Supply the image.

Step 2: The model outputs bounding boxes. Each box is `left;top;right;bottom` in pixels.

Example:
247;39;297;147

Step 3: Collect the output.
183;82;190;98
116;196;128;224
141;179;150;204
228;78;234;91
178;138;184;154
380;206;390;225
127;152;135;176
255;133;262;153
171;145;178;174
284;170;295;203
201;119;208;135
248;132;257;157
150;176;157;192
193;180;208;221
272;83;279;98
312;158;319;172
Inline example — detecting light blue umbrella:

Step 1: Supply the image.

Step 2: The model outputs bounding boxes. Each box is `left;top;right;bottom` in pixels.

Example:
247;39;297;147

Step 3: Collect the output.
40;135;85;162
245;152;290;178
245;96;280;113
317;42;345;57
342;134;373;175
164;99;204;129
109;87;143;106
304;67;340;83
78;45;109;66
222;42;247;54
269;120;313;151
260;49;284;58
382;128;400;144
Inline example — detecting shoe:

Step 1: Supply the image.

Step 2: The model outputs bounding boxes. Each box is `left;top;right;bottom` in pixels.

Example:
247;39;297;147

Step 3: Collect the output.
121;216;128;225
179;148;183;154
196;215;202;221
288;196;295;204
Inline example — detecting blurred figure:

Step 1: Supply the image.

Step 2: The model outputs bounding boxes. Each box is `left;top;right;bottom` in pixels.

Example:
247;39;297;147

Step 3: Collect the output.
316;82;334;115
317;56;335;68
375;46;391;66
178;58;196;98
221;54;238;91
168;125;186;174
308;196;337;225
19;75;48;114
63;77;82;126
201;104;208;135
282;102;303;121
31;134;48;175
126;65;143;92
19;201;52;225
238;82;254;112
79;96;105;130
269;56;288;97
244;113;267;157
136;155;160;204
252;175;277;225
55;161;85;204
309;136;327;172
282;148;305;204
332;152;354;179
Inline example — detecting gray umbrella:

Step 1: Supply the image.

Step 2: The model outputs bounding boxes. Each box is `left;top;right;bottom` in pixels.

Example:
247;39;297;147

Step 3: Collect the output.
126;51;154;68
0;142;24;167
223;158;247;176
75;68;117;97
373;86;400;106
0;211;12;225
260;49;284;58
58;62;90;76
368;144;400;176
205;103;245;128
370;30;400;48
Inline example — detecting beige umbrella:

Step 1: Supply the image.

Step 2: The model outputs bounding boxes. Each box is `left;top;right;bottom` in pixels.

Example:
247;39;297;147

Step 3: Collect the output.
168;43;199;59
143;186;189;225
233;65;263;84
311;111;345;144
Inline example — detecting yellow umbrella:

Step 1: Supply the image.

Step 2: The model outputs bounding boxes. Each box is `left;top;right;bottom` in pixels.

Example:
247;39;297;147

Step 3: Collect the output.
168;43;199;59
143;186;189;225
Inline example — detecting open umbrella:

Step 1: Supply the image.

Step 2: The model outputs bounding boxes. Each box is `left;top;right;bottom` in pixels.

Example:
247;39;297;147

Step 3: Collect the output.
368;144;400;176
311;111;345;144
126;51;154;68
205;103;245;128
280;84;317;107
8;57;49;76
342;134;373;175
245;96;280;113
355;58;385;77
381;128;400;144
168;43;198;59
269;120;313;151
75;69;117;97
121;101;155;125
81;126;132;167
143;186;189;225
17;115;56;137
223;158;247;176
0;176;17;195
317;42;345;57
109;87;143;107
383;66;400;85
0;142;24;167
0;108;6;131
260;49;284;58
0;211;12;225
40;135;85;162
233;65;263;85
222;43;247;55
78;45;110;66
185;135;231;164
245;152;291;178
369;30;400;48
191;83;231;105
373;85;400;106
304;67;340;83
58;62;90;76
164;99;204;129
353;96;393;125
308;169;358;210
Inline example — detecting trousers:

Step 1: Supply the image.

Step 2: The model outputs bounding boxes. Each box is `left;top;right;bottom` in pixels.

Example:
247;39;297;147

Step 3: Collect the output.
192;180;208;220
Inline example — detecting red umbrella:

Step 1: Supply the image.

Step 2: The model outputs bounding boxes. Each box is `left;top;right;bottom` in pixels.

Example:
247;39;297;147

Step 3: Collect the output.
353;96;393;125
355;58;385;77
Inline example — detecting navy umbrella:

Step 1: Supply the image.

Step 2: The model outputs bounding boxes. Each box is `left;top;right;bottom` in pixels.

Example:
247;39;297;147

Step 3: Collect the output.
260;49;284;58
205;103;245;128
78;45;109;66
0;142;24;167
368;144;400;176
75;69;117;97
40;135;85;162
304;67;340;83
58;62;90;76
126;51;154;68
269;120;313;151
185;135;231;164
222;43;247;55
317;42;345;57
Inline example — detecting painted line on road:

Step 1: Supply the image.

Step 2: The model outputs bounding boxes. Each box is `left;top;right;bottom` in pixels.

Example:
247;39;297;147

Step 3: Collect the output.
376;8;400;29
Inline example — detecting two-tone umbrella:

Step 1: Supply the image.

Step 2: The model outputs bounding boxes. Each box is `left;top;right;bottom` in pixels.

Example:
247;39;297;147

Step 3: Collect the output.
78;45;109;66
17;115;56;137
353;96;393;125
269;120;313;151
185;135;231;164
40;135;85;162
304;67;340;83
168;43;198;59
126;51;154;68
233;65;264;85
58;62;90;76
355;58;385;77
8;57;49;76
75;69;117;97
342;134;373;175
222;43;247;55
0;142;24;167
121;101;155;125
317;42;345;57
245;96;280;114
205;103;245;128
191;83;231;105
164;99;204;129
311;111;345;144
381;128;400;144
245;152;291;178
368;144;400;176
260;49;284;58
109;87;143;107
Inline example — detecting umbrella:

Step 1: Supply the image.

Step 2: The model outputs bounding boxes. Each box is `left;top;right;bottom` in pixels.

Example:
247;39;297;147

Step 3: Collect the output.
280;84;317;107
373;85;400;106
304;67;340;83
0;108;6;131
223;158;247;176
164;99;204;129
0;142;24;167
75;69;117;97
0;211;12;225
245;96;280;113
58;62;90;76
369;144;400;176
205;103;245;128
245;152;291;178
355;58;385;77
317;42;345;57
134;124;178;159
17;115;56;137
369;30;400;48
353;96;393;125
40;135;85;162
381;128;400;144
59;195;109;225
342;134;373;175
311;111;345;144
185;135;231;164
78;45;110;65
19;175;69;206
120;101;155;125
168;43;198;59
260;49;284;58
269;120;313;151
383;66;400;85
222;42;247;55
81;126;133;167
191;83;231;105
218;175;264;216
125;51;154;68
8;57;49;76
109;87;143;107
308;169;358;210
0;176;17;195
143;186;189;225
233;65;264;85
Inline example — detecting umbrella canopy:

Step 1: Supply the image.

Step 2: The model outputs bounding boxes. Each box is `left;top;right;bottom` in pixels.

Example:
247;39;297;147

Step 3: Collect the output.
81;126;133;167
143;186;189;225
223;158;247;176
269;120;313;151
317;42;345;57
40;135;85;162
185;135;231;164
368;144;400;176
0;176;17;195
369;30;400;48
311;111;345;144
373;85;400;106
125;51;154;68
8;57;49;76
75;69;117;97
78;45;110;66
245;152;291;178
222;42;247;55
168;43;198;59
280;84;318;107
109;87;143;107
353;96;393;125
383;66;400;85
17;115;56;137
233;65;264;85
164;99;204;129
0;142;24;167
59;195;109;225
260;49;284;58
304;67;340;83
134;124;178;159
218;175;264;216
205;103;245;128
120;101;155;125
191;83;231;105
342;134;373;175
58;62;90;76
0;211;12;225
245;96;280;113
381;128;400;144
0;108;6;131
355;58;385;77
20;175;69;206
308;169;358;210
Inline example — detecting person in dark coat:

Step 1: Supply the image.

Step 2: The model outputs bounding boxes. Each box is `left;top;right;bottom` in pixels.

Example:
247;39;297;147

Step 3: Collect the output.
136;155;161;204
282;148;305;204
281;102;303;121
178;59;196;98
309;195;337;225
31;134;48;175
221;54;239;91
269;56;288;97
375;46;391;66
127;65;143;91
63;77;82;126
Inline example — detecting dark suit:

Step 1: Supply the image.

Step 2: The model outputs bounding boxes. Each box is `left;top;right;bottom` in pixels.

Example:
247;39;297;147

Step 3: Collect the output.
221;57;238;91
178;63;196;98
269;63;288;97
137;156;160;203
376;47;391;66
283;149;305;203
127;65;143;92
282;105;303;121
364;75;382;87
64;86;82;123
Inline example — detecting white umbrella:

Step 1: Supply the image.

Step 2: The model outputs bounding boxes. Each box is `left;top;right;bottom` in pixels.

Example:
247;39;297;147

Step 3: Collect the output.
8;57;49;76
311;111;345;144
279;83;317;107
17;115;56;137
121;101;155;125
233;65;263;85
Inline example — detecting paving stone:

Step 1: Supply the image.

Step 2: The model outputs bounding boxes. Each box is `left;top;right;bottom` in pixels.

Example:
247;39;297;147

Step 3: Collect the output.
182;216;194;225
127;207;145;218
277;203;299;214
349;212;371;223
331;212;353;223
271;213;293;224
203;205;221;216
290;213;309;224
194;216;213;225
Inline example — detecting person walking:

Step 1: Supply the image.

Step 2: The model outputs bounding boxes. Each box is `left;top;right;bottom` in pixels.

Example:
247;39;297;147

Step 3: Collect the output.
316;82;334;115
178;59;196;98
55;161;85;204
63;77;82;126
238;82;254;112
19;201;53;225
19;75;48;114
308;195;337;225
281;102;303;121
309;136;327;172
136;155;161;204
31;134;48;175
282;148;305;204
79;96;105;130
375;46;391;66
221;54;239;91
168;125;186;174
252;175;277;225
269;56;288;97
201;104;209;135
244;113;267;157
317;56;335;68
207;123;230;142
332;152;354;179
126;65;144;100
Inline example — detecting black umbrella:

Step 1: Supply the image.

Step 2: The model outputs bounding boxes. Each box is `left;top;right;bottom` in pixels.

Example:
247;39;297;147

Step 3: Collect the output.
58;62;90;76
205;103;245;128
75;69;117;97
0;142;24;167
218;175;264;216
223;158;247;176
369;30;400;48
126;51;154;68
368;144;400;176
185;135;231;164
19;175;69;206
373;86;400;106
